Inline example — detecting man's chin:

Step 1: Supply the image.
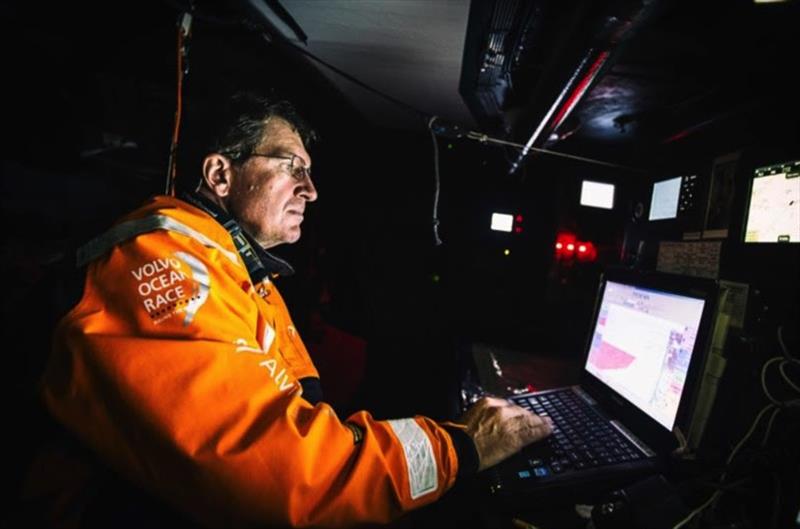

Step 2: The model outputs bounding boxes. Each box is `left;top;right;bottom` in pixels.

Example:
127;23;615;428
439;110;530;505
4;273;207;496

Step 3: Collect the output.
283;228;302;244
258;223;303;246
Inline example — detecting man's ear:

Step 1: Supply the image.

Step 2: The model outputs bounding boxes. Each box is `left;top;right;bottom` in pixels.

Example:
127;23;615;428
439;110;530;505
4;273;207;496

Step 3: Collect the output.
201;153;234;198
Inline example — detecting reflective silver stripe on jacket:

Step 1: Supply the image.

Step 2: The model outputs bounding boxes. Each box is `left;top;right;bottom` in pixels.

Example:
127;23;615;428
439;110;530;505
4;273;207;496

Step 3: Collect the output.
76;214;241;267
387;418;438;499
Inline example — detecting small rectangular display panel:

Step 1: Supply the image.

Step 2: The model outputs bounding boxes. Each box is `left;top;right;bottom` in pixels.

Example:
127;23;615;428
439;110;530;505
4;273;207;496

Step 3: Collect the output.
490;212;513;232
649;176;682;221
580;180;615;209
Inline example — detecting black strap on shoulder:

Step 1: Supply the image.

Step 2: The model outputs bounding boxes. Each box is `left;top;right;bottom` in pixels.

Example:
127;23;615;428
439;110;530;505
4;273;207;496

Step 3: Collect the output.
181;192;295;283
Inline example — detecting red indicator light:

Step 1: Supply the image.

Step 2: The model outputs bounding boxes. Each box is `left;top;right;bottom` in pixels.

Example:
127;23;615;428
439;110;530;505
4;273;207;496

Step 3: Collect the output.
514;226;523;233
556;232;597;263
516;215;524;222
576;241;597;262
555;232;577;260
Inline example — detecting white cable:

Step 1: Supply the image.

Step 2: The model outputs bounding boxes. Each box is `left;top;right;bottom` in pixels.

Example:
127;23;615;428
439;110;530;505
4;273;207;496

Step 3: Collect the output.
723;403;776;479
672;491;721;529
677;403;777;528
761;357;784;405
427;117;443;246
678;334;798;528
761;406;782;447
779;360;800;393
672;426;689;456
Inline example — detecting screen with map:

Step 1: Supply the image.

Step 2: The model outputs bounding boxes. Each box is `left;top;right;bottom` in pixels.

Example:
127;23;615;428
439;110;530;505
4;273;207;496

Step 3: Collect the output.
743;160;800;243
585;280;706;430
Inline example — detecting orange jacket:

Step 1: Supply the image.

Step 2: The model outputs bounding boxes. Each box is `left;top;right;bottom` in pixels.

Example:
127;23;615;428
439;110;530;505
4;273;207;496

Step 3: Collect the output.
42;195;468;527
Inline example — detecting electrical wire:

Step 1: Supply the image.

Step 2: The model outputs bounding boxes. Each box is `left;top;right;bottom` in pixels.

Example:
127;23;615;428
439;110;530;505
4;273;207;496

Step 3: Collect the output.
672;324;799;528
673;345;800;529
761;354;800;404
721;403;777;481
777;325;795;361
672;426;689;456
464;131;647;173
779;361;800;393
166;11;192;196
673;403;775;528
761;357;785;405
775;324;800;393
427;116;443;246
672;491;721;529
761;406;782;447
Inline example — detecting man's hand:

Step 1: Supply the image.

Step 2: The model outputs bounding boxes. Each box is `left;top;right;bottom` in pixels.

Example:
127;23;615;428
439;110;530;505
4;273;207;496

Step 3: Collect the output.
459;396;553;472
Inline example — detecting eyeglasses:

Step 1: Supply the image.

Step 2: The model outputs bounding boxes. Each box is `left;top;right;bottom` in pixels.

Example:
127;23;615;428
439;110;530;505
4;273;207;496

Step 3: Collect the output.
248;152;312;182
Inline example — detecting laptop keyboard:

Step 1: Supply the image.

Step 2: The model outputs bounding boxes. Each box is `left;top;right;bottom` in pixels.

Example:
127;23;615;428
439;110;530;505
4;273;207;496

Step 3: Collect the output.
510;389;645;478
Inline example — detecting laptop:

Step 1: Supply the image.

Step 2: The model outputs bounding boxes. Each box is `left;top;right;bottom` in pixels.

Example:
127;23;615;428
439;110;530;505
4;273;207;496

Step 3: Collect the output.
486;268;718;503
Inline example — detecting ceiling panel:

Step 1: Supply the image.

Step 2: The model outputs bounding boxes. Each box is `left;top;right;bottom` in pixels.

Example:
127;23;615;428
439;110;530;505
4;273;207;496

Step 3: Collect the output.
259;0;475;128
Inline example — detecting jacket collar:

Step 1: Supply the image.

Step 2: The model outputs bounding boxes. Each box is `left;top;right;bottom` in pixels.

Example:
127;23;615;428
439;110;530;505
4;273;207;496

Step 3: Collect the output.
181;191;295;281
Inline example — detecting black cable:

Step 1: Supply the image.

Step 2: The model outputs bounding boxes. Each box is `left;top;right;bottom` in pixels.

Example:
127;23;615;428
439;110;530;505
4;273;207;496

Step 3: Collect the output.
265;0;308;44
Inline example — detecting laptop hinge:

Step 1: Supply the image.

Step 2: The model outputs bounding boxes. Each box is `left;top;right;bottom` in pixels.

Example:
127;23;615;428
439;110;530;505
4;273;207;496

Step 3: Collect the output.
610;420;656;457
572;386;597;406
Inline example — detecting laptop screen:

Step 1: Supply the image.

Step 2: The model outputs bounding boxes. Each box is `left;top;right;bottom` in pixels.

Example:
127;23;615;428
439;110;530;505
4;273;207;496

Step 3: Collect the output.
584;280;707;431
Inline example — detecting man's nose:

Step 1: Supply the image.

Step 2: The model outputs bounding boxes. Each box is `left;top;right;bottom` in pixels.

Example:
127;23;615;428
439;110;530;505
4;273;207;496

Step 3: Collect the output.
299;177;318;202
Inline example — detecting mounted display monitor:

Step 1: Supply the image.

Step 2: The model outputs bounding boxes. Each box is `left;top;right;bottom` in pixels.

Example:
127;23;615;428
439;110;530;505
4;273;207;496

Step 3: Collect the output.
490;212;513;232
649;176;682;221
580;180;615;209
743;160;800;243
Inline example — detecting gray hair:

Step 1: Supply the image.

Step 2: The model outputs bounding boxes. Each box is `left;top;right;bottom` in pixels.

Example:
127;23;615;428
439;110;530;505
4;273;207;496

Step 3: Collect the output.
210;92;316;164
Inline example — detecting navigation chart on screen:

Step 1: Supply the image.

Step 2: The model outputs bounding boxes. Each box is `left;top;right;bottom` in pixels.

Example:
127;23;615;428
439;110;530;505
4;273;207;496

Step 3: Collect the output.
744;161;800;243
585;281;706;430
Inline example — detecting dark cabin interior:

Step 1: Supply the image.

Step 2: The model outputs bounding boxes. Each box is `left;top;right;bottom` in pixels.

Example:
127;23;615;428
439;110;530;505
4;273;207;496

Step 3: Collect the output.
2;0;798;527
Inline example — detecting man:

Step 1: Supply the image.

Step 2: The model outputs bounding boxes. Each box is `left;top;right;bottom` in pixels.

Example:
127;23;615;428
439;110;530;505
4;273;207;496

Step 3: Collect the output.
41;93;552;527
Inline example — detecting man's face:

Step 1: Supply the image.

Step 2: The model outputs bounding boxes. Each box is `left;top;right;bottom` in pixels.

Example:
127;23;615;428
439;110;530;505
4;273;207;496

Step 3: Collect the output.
226;119;317;248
